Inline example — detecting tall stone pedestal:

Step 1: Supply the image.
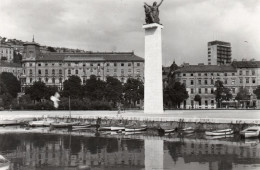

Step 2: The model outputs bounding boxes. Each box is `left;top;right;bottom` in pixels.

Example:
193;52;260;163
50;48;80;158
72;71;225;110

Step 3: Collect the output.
143;23;164;114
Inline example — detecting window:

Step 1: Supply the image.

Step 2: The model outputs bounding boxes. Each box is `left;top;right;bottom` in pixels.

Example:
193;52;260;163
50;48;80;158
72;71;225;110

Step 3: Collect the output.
68;69;71;75
128;69;131;72
240;78;243;84
137;63;140;66
114;63;117;67
198;80;201;85
97;63;100;66
38;69;41;75
190;73;193;76
252;78;256;84
183;80;186;85
252;70;255;75
59;78;62;83
121;69;124;74
246;71;249;76
29;63;32;67
90;63;93;67
52;78;55;83
199;88;201;94
29;69;32;74
232;73;235;76
239;70;242;75
231;79;235;85
59;63;62;66
198;73;201;76
107;69;110;72
205;100;208;106
204;73;207;76
75;70;78;74
30;78;33;83
211;88;214;94
52;63;55;66
106;63;110;66
52;69;55;75
38;63;41;66
183;73;186;76
204;79;208;85
190;80;194;85
114;69;117;72
246;78;249;83
68;63;71;66
211;73;214;76
45;78;48;83
59;69;62;75
39;78;42;82
211;79;214;85
205;88;208;94
128;63;131;66
211;100;214;106
217;73;220;76
224;79;228;84
224;73;227;76
191;88;194;94
121;63;124;66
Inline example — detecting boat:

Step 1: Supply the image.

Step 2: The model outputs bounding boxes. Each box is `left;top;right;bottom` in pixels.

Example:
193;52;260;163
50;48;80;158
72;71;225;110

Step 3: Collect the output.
240;126;260;138
205;134;234;140
158;127;175;134
111;126;125;131
0;155;10;170
0;119;19;126
98;126;112;131
98;123;125;131
181;127;195;134
29;119;54;127
50;121;80;128
205;128;233;136
71;124;92;131
125;124;147;132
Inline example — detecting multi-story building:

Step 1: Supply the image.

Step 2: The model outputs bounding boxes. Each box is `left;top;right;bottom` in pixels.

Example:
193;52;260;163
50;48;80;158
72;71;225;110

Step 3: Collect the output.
208;41;232;65
20;40;144;92
0;44;14;62
174;61;260;109
0;62;22;79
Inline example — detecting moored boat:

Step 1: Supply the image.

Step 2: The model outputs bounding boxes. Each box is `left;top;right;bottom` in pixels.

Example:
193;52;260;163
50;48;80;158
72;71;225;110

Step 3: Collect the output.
71;124;92;131
158;127;175;134
29;120;54;127
0;155;10;170
205;134;234;140
181;127;195;134
205;128;233;136
240;126;260;138
0;119;19;126
125;124;147;132
51;121;80;128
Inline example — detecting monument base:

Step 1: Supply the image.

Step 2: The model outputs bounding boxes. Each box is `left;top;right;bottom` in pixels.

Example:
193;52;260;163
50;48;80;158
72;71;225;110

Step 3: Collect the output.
143;23;164;114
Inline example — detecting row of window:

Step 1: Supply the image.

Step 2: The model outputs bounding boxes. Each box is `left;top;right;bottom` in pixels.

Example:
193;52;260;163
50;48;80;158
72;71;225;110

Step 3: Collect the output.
191;99;215;106
27;62;142;67
239;70;256;76
190;88;215;94
181;72;236;77
0;49;13;54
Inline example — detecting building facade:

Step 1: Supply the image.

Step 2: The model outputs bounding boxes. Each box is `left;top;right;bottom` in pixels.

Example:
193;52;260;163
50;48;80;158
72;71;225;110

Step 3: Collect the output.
208;41;232;65
0;62;22;79
174;61;260;109
20;41;144;92
0;44;14;62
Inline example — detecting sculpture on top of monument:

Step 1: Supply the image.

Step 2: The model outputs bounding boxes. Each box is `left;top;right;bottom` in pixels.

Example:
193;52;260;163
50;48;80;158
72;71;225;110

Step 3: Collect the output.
144;0;164;24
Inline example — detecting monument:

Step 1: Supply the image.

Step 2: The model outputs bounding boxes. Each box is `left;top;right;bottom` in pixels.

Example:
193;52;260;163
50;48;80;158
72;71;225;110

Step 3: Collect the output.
143;0;164;114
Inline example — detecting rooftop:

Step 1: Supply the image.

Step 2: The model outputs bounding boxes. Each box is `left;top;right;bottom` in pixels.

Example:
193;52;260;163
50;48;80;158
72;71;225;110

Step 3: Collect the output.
0;62;22;67
208;40;231;46
232;61;260;68
175;65;236;73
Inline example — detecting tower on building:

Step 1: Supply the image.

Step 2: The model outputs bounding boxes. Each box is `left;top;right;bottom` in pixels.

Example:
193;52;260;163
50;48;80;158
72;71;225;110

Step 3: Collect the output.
208;40;232;65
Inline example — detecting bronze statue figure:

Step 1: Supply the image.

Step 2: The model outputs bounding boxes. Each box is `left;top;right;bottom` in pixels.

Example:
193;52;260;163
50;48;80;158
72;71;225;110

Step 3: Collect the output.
144;0;164;24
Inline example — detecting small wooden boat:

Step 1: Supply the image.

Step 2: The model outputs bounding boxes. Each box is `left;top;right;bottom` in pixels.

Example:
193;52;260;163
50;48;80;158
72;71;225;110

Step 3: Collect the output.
181;127;195;134
98;126;112;131
205;134;234;140
158;127;175;134
240;126;260;138
50;121;80;128
29;120;54;127
98;123;125;131
111;126;125;131
71;124;92;131
0;154;10;170
125;125;147;132
205;128;233;136
0;120;19;126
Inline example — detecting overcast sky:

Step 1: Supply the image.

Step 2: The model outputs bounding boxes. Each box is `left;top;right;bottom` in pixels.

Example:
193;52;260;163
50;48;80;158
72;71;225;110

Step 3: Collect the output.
1;0;260;65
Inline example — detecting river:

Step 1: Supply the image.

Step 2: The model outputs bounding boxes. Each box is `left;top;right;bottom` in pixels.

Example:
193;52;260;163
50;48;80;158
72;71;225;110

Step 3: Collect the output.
0;127;259;170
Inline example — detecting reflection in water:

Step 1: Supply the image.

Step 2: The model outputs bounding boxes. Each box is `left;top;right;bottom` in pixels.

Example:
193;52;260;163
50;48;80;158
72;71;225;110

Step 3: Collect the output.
0;131;259;170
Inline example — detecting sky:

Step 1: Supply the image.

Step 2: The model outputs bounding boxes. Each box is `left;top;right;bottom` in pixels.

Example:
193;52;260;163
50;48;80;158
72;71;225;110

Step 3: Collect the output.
1;0;260;66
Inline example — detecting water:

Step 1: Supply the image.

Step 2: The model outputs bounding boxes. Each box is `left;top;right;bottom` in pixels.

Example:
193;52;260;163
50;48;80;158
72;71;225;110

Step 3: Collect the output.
0;127;259;170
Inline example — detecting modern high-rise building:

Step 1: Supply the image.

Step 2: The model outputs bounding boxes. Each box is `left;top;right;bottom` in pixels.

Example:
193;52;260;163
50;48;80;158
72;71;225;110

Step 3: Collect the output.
208;41;232;65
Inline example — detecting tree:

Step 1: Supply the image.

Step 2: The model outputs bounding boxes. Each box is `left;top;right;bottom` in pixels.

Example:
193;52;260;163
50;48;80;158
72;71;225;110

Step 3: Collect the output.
104;76;123;106
0;72;20;98
13;52;23;63
235;87;250;101
62;75;82;99
214;80;232;108
194;94;201;109
25;81;48;102
47;46;56;52
123;78;144;107
83;75;106;101
253;86;260;99
163;82;189;108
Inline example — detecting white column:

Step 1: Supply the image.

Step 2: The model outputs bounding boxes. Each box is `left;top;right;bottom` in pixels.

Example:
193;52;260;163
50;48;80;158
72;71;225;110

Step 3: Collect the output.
143;23;164;114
